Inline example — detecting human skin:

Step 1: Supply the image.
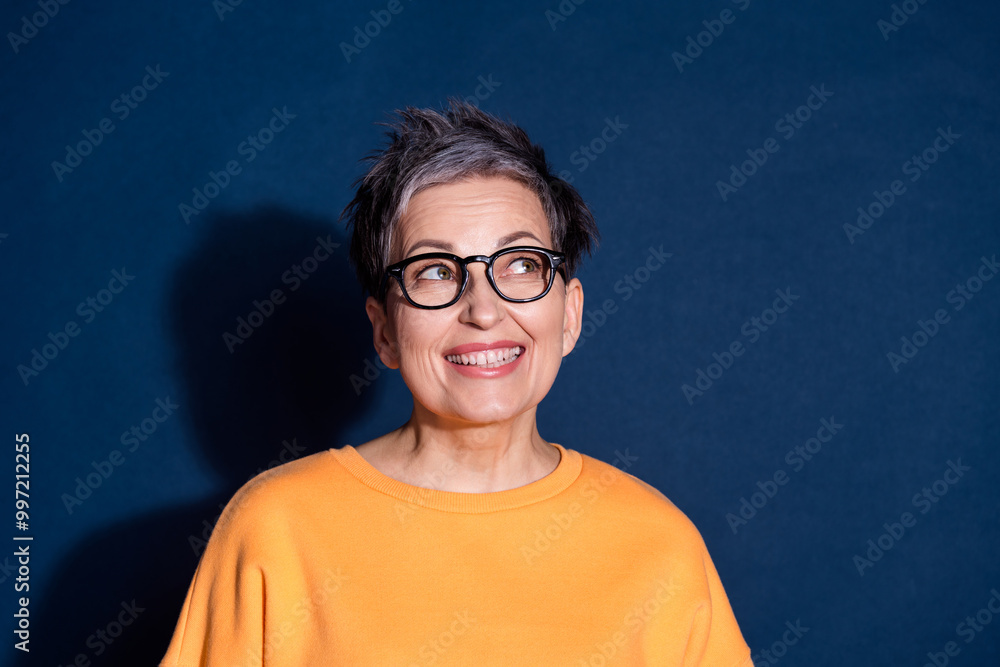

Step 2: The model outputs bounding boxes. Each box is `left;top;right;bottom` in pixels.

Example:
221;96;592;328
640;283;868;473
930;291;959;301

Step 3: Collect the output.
356;176;585;493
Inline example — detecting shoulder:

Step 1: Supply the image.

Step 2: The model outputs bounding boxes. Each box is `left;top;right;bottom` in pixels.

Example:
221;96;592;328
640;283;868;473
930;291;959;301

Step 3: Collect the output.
210;450;342;538
570;449;731;592
573;448;708;549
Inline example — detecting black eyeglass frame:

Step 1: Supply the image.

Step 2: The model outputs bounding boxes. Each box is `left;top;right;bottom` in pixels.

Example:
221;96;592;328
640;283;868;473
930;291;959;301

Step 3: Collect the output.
380;245;568;310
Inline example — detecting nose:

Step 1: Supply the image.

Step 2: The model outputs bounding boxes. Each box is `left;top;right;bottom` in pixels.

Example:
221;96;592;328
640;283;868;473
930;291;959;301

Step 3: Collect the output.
457;262;504;328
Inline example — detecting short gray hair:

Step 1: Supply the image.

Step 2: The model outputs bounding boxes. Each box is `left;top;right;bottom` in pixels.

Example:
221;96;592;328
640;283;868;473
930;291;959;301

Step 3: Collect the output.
341;99;599;300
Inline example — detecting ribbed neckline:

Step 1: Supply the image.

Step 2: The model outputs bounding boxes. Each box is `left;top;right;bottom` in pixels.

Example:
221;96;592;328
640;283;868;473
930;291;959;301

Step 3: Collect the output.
326;443;582;514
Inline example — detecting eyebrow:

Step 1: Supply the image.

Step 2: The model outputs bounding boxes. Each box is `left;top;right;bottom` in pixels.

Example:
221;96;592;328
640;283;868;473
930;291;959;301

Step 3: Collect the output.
403;231;544;258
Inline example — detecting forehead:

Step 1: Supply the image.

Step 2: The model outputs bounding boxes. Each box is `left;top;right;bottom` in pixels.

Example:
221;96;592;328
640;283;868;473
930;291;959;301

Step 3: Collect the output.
393;176;551;258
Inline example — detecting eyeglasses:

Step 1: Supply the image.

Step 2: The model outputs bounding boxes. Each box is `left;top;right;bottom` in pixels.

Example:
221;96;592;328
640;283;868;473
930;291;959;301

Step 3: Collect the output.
381;246;567;309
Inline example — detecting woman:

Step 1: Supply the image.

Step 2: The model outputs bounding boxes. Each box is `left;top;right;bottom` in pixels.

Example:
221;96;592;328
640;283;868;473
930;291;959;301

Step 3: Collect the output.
160;100;752;666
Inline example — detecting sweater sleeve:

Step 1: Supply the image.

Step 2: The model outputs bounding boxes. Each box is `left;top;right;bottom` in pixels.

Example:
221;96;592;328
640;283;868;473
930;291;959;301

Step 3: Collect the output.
159;484;269;667
686;545;753;667
628;474;752;666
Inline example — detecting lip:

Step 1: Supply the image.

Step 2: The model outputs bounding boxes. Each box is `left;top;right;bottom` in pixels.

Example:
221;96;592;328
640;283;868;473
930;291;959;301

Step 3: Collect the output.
443;340;526;379
443;340;525;356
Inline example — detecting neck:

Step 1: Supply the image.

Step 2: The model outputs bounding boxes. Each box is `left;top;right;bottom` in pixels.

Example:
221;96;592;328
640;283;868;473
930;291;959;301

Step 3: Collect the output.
366;405;560;493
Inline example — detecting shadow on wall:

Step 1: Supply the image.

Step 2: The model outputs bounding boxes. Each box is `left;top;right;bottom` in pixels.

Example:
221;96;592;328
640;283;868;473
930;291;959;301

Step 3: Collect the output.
34;207;376;665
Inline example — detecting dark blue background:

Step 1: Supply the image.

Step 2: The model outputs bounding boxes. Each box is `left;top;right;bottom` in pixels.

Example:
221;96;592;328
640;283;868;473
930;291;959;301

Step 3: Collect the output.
2;0;998;664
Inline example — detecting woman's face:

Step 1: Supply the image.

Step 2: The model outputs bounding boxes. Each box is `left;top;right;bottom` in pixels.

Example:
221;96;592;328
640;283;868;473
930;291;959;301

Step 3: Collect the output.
365;176;584;426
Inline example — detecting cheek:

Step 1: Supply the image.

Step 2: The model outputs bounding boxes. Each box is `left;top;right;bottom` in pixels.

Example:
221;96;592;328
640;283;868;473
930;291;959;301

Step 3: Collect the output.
391;310;446;364
525;305;569;358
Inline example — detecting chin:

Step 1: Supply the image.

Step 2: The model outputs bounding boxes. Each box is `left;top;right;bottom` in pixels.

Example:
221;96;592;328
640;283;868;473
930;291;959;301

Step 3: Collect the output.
422;394;535;426
450;402;529;425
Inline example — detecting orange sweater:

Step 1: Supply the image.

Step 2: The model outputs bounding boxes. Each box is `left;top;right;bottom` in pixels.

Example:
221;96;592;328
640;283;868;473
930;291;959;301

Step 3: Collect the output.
160;443;752;666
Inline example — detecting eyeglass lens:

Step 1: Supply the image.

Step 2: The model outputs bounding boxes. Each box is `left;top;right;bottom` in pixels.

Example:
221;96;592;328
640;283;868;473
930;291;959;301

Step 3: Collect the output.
401;249;553;307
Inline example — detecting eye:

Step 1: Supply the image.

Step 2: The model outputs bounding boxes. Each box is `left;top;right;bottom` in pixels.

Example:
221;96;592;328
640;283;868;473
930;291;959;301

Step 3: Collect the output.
416;264;454;281
507;257;540;274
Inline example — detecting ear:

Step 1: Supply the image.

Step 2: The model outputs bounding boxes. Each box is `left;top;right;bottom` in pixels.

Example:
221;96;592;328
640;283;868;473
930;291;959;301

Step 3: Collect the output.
561;277;584;357
365;296;401;369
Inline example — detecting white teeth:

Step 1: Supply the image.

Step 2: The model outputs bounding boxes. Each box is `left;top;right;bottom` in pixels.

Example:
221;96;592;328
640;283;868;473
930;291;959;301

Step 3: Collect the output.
446;347;523;368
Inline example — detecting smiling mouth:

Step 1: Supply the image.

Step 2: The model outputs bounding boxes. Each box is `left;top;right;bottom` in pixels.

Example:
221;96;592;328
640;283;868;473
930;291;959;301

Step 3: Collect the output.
445;346;523;369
